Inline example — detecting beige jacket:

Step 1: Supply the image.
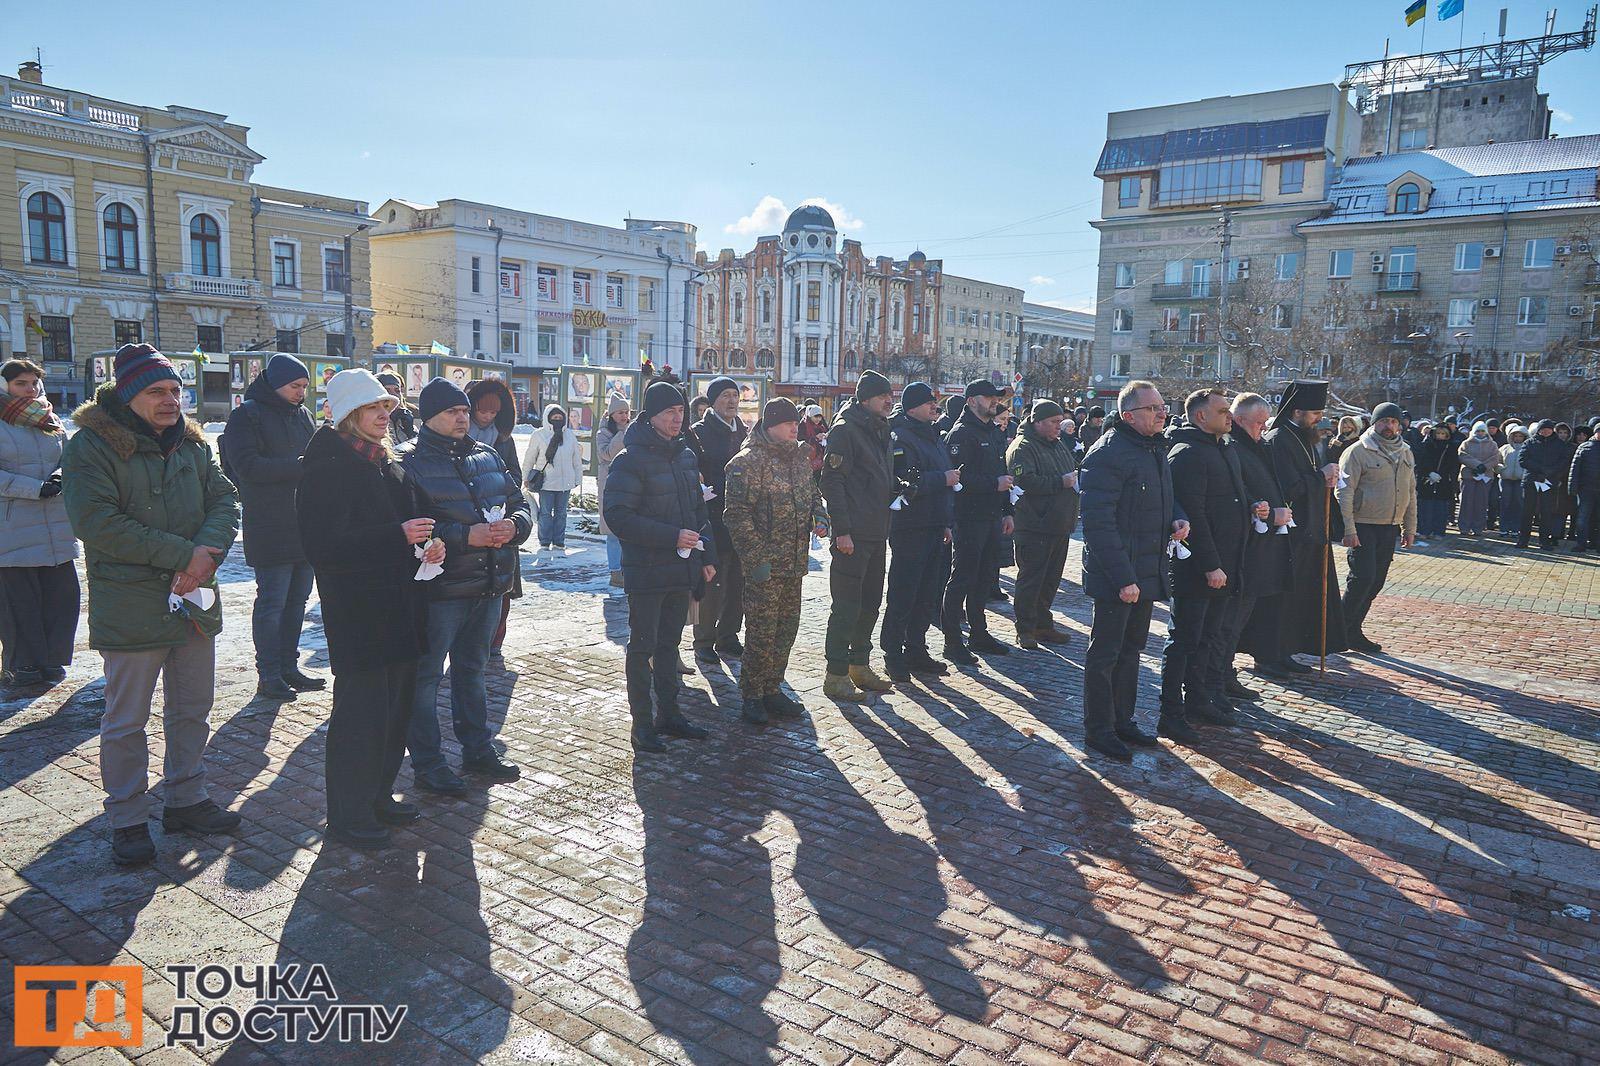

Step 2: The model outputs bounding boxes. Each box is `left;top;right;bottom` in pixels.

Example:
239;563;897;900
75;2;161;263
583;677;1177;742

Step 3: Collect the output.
1337;429;1418;538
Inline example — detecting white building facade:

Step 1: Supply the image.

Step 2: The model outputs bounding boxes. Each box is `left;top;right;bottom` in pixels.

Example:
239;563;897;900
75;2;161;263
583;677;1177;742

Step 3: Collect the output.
368;199;697;373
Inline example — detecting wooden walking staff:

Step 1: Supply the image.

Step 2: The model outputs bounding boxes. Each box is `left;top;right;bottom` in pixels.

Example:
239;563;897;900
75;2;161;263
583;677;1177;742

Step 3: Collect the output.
1320;481;1331;674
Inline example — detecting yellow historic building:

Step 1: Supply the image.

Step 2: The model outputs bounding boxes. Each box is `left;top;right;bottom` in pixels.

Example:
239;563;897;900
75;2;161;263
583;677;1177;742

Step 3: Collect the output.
0;62;372;411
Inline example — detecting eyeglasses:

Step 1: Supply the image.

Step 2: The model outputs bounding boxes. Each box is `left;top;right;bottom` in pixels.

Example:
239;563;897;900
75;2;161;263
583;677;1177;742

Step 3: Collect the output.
1125;403;1166;416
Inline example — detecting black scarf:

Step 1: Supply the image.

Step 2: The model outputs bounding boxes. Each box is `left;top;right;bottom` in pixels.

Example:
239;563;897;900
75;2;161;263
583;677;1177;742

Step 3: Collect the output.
136;413;187;457
545;418;565;464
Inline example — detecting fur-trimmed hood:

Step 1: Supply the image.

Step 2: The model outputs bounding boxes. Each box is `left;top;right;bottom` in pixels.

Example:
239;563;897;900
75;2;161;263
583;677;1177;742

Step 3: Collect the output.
465;376;517;437
71;382;205;460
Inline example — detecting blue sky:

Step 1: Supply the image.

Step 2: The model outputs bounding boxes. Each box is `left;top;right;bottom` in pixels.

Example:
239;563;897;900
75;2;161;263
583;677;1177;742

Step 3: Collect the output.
13;1;1598;313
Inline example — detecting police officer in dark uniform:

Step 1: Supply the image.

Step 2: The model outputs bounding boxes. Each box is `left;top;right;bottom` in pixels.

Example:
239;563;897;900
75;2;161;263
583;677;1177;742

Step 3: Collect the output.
941;379;1014;663
880;382;959;682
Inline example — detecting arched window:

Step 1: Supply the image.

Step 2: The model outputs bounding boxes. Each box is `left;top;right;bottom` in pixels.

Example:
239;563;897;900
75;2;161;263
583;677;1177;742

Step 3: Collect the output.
103;203;139;272
728;348;747;369
699;348;717;370
27;192;67;265
1393;183;1421;213
755;348;774;369
190;213;221;276
843;350;857;370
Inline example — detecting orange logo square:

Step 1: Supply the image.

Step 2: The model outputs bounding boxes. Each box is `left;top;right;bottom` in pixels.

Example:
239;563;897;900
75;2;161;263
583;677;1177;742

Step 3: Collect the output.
13;965;143;1047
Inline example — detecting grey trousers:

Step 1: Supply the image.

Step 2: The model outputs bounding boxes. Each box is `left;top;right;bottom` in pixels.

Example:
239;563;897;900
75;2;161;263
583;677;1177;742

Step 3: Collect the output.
100;631;217;828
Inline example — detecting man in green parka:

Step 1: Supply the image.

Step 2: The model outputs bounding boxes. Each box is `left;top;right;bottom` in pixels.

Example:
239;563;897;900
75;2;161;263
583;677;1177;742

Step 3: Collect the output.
1005;399;1081;649
62;344;241;866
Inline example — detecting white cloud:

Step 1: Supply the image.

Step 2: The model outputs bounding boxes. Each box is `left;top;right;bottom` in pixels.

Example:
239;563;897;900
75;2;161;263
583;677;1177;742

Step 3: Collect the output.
1029;275;1056;286
724;195;864;236
1553;108;1575;125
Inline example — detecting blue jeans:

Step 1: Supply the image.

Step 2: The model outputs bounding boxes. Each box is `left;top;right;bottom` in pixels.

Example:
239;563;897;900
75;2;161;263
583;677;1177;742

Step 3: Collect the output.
252;562;315;680
606;533;623;570
1418;497;1450;536
408;595;501;774
1578;493;1599;549
538;490;570;547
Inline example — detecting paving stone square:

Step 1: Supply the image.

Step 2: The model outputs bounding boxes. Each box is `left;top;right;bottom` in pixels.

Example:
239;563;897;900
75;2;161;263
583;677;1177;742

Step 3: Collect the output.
2;532;1597;1064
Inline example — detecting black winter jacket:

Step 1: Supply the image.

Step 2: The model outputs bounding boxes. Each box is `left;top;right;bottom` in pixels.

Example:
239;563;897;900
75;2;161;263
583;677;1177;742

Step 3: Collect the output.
820;401;895;541
1232;430;1293;598
296;428;429;673
692;410;748;550
946;407;1013;521
604;419;719;594
1570;439;1600;494
888;410;955;532
1166;425;1249;597
1079;419;1185;603
223;373;315;567
1416;436;1462;499
1520;432;1567;487
397;426;531;600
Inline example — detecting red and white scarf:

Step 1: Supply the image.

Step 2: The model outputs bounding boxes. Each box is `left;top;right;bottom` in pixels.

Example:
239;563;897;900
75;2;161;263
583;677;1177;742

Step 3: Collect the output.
0;396;63;434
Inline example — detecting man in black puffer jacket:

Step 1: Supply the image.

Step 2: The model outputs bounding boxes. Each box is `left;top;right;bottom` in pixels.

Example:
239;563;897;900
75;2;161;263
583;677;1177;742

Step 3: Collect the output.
605;381;719;752
1079;383;1189;762
880;381;959;682
1161;389;1252;739
1517;419;1566;549
399;378;532;793
691;376;748;661
222;354;319;702
941;378;1014;662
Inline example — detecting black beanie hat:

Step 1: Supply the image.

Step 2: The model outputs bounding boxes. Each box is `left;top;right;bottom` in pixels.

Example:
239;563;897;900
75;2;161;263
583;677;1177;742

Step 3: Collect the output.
1372;401;1404;423
264;353;311;389
704;376;738;403
643;379;686;420
1088;406;1106;419
901;381;935;411
418;377;471;422
763;397;799;428
855;370;892;401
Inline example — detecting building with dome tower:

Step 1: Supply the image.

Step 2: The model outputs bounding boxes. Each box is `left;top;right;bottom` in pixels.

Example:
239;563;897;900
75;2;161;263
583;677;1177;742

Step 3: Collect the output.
692;204;946;412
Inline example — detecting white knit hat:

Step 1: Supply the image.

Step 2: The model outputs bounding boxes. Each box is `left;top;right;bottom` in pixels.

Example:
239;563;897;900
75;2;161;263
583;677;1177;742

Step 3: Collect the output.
804;404;823;418
326;368;396;426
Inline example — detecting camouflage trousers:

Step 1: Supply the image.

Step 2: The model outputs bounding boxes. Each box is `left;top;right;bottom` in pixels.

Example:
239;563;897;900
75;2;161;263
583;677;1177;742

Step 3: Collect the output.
740;573;804;697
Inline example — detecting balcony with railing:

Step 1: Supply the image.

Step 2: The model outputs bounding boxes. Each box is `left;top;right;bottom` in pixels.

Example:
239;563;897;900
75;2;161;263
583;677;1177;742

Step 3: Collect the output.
3;80;142;130
1148;329;1213;349
1376;271;1421;295
163;273;260;299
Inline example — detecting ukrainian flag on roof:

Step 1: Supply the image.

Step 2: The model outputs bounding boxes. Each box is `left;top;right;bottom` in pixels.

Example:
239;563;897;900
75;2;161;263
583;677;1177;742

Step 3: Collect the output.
1405;0;1426;25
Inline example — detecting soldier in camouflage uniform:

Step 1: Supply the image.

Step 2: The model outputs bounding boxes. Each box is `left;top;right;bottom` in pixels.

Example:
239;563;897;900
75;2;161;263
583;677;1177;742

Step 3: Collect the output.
723;398;824;724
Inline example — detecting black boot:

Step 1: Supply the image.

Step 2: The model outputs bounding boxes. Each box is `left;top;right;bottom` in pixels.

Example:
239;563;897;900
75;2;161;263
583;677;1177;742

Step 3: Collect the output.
111;824;156;866
255;676;297;702
740;696;769;725
162;799;242;834
657;711;708;740
282;667;327;692
905;650;949;676
1156;713;1201;744
763;691;805;719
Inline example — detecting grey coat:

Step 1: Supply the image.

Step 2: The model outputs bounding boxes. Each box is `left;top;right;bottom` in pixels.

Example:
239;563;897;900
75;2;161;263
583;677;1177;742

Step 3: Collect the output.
0;418;78;568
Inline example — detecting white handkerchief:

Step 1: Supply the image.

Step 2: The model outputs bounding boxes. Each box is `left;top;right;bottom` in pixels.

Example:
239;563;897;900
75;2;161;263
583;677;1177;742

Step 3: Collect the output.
1165;539;1191;560
676;539;707;559
1475;473;1492;483
1536;480;1552;492
1336;473;1348;491
702;484;716;501
482;504;506;523
1252;517;1269;534
1275;523;1290;535
168;587;216;612
952;482;963;492
414;540;444;581
890;495;907;511
1008;485;1025;505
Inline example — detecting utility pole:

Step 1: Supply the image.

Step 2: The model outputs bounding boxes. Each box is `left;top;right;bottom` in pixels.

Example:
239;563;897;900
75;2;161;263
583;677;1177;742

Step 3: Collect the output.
342;224;367;359
1215;207;1233;382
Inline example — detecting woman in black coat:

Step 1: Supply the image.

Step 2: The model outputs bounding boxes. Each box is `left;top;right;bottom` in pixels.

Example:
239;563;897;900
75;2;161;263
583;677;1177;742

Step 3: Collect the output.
1415;424;1461;538
297;370;440;849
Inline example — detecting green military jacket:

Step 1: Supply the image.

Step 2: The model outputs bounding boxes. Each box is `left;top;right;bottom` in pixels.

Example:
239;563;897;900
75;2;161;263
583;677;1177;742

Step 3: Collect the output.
819;401;894;541
1006;422;1081;537
62;383;240;652
723;425;820;580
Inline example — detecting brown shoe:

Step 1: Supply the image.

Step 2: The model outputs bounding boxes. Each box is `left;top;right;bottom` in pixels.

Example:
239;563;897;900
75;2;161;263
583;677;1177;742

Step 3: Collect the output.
1035;627;1071;645
848;664;893;692
1017;630;1039;650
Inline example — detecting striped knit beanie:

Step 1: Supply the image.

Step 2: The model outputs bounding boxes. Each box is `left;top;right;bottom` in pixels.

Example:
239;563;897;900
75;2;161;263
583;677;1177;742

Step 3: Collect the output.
113;343;179;403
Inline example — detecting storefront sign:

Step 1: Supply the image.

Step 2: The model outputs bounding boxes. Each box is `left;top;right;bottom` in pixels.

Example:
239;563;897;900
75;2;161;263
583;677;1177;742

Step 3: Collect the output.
572;309;608;330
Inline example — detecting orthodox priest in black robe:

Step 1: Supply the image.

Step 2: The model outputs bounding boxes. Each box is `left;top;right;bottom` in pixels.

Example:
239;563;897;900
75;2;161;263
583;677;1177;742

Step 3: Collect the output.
1239;381;1347;677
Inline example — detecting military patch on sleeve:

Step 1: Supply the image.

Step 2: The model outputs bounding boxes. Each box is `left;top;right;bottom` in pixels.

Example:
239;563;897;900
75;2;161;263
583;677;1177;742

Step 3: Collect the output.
827;453;845;469
726;469;745;496
1012;464;1024;476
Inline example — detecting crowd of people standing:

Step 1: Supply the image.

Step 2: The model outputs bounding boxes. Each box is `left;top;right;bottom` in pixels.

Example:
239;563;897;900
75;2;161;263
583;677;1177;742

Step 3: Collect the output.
3;340;1596;865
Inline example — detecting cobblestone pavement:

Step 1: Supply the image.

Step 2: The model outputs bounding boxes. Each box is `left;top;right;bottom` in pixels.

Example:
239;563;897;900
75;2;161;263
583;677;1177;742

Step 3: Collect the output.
2;530;1597;1064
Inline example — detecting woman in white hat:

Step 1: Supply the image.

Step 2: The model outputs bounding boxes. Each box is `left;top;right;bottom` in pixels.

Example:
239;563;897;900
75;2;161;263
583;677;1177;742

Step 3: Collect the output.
296;369;444;849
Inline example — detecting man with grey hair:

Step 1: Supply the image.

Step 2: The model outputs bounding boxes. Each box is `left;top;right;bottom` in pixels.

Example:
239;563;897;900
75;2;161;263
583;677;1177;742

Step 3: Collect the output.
1220;393;1293;700
1078;380;1189;760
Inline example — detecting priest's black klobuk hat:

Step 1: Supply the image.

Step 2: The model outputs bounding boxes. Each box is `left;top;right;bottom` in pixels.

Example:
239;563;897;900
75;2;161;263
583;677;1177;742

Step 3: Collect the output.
1269;380;1330;430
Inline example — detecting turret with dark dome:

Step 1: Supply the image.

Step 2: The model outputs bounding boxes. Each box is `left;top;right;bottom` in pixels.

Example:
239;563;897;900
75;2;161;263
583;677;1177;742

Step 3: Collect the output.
784;204;835;232
781;203;838;256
